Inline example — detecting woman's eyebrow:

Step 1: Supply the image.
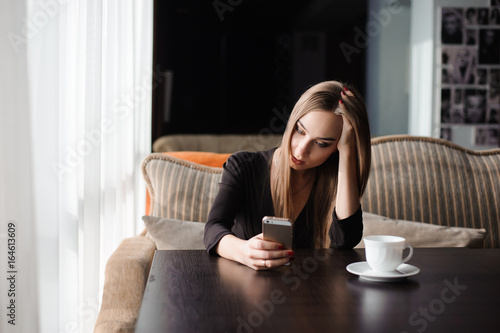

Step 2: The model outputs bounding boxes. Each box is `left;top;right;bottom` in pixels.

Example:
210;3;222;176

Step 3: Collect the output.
297;120;336;141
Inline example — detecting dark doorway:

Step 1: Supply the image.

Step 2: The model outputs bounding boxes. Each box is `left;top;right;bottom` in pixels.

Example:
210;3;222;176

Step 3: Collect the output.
152;0;367;143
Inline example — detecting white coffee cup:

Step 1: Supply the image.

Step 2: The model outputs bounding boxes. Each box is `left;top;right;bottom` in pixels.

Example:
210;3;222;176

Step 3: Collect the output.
364;235;413;272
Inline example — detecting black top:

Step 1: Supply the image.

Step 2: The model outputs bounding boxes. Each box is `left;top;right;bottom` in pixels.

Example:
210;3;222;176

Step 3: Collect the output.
203;149;363;254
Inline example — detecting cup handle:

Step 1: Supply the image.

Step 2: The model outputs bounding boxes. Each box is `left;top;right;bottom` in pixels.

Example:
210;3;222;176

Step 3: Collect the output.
402;243;413;263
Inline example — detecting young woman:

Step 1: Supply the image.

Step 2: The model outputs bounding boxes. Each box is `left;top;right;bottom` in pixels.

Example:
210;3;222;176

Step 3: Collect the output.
204;81;371;270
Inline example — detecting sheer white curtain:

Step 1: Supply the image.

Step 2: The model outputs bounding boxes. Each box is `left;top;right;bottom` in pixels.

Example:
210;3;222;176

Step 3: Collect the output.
0;0;154;332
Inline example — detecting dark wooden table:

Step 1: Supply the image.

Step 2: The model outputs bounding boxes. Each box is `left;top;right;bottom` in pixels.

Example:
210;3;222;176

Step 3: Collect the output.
136;248;500;333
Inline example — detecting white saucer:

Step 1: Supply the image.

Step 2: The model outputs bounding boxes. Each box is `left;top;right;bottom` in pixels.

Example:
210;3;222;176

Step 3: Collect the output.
346;261;420;282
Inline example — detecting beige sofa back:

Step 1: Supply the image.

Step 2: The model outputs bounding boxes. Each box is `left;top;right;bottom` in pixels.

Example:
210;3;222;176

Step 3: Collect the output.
361;135;500;248
153;134;282;153
143;135;500;248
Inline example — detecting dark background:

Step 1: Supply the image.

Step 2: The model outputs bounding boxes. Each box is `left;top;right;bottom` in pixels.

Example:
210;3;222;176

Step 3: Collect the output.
152;0;367;143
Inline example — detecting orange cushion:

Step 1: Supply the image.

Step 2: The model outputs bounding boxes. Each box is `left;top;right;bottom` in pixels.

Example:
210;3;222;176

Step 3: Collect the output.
162;151;230;168
145;151;231;215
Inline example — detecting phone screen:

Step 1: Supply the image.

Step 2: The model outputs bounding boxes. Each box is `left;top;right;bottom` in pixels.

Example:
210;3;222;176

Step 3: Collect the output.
262;216;293;249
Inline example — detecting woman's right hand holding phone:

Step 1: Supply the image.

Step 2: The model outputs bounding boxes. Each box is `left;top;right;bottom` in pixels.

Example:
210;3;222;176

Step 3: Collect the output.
217;233;294;270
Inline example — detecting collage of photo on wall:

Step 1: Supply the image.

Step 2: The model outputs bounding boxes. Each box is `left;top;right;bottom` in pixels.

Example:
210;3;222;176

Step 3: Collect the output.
439;4;500;147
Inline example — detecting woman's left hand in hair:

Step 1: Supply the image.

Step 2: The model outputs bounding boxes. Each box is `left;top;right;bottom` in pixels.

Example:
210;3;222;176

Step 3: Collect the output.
337;89;357;154
335;87;360;219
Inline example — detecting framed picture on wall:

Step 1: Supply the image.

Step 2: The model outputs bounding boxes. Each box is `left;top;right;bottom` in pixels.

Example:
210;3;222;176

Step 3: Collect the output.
438;4;500;148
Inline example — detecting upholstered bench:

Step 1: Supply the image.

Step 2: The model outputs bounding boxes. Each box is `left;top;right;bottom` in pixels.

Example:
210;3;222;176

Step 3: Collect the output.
94;135;500;332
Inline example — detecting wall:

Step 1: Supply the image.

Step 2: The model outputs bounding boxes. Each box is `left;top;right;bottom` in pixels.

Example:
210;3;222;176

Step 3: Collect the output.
367;0;495;150
366;0;412;137
409;0;491;149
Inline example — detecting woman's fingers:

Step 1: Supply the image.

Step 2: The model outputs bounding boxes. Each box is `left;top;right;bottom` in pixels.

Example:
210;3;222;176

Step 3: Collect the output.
341;113;354;131
246;234;295;270
337;88;357;152
341;86;355;98
338;86;355;113
248;246;295;261
254;256;294;270
249;233;284;250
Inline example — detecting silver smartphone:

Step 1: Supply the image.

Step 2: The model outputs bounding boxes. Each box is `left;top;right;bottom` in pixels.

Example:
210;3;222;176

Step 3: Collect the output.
262;216;293;249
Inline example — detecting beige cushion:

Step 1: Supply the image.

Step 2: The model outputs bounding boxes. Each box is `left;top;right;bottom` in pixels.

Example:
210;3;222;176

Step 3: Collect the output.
143;216;205;250
142;153;222;221
355;212;487;249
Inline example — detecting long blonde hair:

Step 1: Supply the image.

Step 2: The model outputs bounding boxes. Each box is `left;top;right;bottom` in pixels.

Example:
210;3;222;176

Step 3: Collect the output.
270;81;371;247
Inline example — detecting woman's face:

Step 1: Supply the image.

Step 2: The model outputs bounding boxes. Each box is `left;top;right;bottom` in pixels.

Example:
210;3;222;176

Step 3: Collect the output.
444;15;459;35
465;96;486;123
485;30;495;45
456;50;470;66
289;110;343;171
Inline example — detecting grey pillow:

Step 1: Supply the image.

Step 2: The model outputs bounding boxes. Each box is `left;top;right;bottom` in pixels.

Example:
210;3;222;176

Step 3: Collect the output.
356;212;487;249
142;216;205;250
